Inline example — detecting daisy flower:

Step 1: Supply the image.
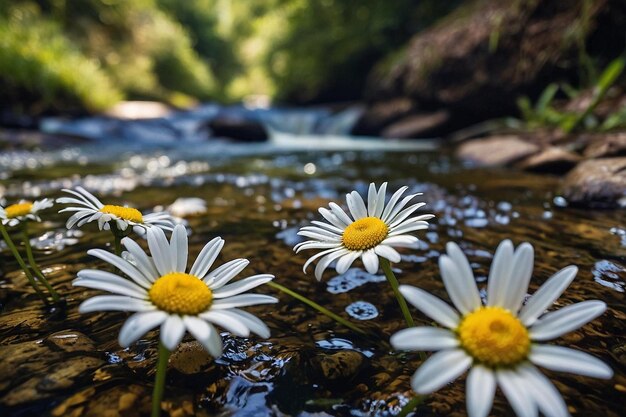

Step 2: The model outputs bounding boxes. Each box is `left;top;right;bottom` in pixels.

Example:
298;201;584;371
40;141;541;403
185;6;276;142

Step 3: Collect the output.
0;199;53;227
294;182;433;280
74;224;277;355
57;186;174;234
390;240;613;417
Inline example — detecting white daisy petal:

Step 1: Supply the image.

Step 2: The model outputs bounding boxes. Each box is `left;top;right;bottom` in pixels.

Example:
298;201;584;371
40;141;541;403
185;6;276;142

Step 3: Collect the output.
529;345;613;379
185;318;222;357
381;235;419;248
384;194;421;223
361;249;379;274
190;237;225;278
374;245;401;263
170;224;188;273
381;186;408;221
367;183;378;216
329;202;353;225
87;249;152;288
79;295;155;313
319;207;349;228
335;251;361;274
374;182;387;218
390;327;458;351
118;311;168;347
501;242;534;313
219;308;271;338
389;202;427;228
315;249;350;280
206;259;250;288
530;300;606;341
147;227;174;275
199;310;250;337
496;369;538;417
298;230;342;242
299;225;342;239
212;294;278;309
122;237;159;283
516;364;569;417
212;274;274;298
439;252;481;314
74;270;147;298
487;239;514;307
346;191;368;220
410;349;472;394
160;315;186;351
294;241;342;252
466;365;496;417
311;220;344;234
519;266;578;326
387;220;429;236
399;285;460;329
75;186;104;208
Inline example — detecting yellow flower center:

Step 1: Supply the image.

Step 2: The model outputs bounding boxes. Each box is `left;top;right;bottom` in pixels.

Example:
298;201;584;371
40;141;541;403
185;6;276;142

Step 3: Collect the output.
5;202;33;218
149;273;213;315
100;205;143;223
342;217;389;251
458;307;530;367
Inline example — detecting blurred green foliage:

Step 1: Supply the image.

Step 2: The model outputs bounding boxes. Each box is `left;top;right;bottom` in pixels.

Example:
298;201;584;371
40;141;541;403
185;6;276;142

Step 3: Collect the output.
0;5;123;113
0;0;460;113
512;56;626;133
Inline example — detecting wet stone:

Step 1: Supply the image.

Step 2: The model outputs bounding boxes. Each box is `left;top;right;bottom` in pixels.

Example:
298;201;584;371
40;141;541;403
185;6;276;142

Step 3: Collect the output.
314;350;365;381
560;157;626;207
45;330;96;352
1;356;104;406
518;146;580;173
169;341;215;375
456;135;540;166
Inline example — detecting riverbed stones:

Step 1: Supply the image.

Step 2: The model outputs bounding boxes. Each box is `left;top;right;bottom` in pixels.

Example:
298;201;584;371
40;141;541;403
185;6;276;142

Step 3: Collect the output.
561;158;626;207
169;341;215;374
208;114;268;142
313;350;365;381
456;135;540;166
583;133;626;158
518;146;581;173
381;110;450;139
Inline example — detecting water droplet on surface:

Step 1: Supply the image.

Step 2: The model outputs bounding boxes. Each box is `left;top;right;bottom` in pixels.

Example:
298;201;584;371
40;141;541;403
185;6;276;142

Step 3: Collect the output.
345;301;378;320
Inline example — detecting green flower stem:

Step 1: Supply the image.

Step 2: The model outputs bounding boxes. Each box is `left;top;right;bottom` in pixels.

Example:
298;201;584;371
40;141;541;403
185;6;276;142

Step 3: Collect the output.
380;258;426;361
397;395;425;417
267;281;368;336
0;223;48;304
380;258;414;327
110;225;124;257
152;342;171;417
21;223;61;302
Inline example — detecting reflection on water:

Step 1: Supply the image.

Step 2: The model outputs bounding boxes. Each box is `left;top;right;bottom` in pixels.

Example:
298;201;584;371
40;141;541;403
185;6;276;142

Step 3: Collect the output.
0;142;624;416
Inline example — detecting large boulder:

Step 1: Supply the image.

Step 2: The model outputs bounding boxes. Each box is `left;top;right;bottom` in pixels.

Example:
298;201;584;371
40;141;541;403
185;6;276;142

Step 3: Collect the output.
560;158;626;207
360;0;626;135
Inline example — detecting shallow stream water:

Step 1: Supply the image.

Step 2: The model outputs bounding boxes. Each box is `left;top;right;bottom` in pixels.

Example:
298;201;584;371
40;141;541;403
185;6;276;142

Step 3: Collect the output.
0;140;624;416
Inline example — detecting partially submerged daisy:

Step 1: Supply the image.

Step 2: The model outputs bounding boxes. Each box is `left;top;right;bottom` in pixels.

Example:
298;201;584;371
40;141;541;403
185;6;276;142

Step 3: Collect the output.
391;240;613;417
0;198;53;227
74;224;277;417
294;182;433;280
74;224;277;354
57;187;174;235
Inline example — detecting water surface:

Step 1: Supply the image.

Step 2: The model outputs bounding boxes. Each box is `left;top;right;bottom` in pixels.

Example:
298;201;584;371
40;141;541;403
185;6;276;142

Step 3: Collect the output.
0;141;624;416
